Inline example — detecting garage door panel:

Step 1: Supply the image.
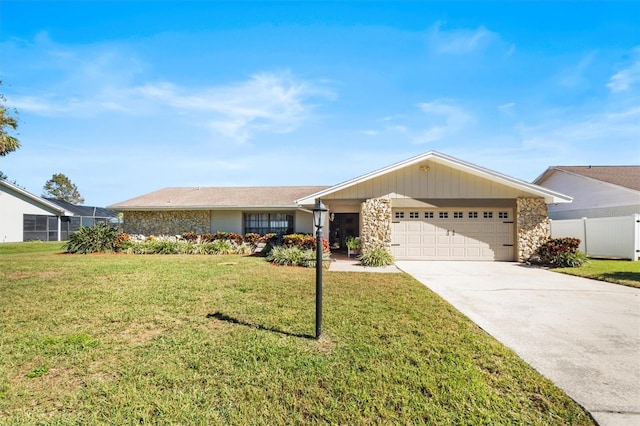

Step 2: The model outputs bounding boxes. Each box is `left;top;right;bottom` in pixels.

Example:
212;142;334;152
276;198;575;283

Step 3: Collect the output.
466;247;481;257
407;222;422;232
391;208;515;261
422;235;436;244
407;235;422;245
422;247;437;257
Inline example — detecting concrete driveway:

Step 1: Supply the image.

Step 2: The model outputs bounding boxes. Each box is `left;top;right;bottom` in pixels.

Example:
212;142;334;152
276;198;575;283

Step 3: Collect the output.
396;261;640;426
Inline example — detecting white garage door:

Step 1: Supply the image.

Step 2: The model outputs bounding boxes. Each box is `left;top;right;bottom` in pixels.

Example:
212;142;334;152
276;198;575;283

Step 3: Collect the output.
391;208;514;261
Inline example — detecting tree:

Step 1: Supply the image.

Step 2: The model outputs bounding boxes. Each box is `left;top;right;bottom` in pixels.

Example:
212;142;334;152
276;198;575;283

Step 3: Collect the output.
0;81;20;156
43;173;85;205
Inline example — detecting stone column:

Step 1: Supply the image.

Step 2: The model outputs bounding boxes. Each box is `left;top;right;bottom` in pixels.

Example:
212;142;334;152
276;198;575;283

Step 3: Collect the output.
516;198;549;262
360;198;392;254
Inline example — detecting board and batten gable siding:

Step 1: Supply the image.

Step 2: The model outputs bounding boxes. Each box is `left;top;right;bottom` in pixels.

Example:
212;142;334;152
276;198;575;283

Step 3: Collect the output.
322;161;535;201
0;186;62;243
541;172;640;219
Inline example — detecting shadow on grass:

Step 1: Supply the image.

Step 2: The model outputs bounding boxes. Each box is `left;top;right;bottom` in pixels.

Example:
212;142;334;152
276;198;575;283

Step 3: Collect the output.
206;311;314;340
602;272;640;283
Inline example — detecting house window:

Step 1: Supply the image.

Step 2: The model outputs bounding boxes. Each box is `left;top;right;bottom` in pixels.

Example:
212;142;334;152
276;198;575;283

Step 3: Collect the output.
424;211;434;219
409;211;419;219
395;211;405;219
468;211;478;219
483;211;493;219
498;211;509;219
439;212;449;219
244;213;294;235
453;211;463;219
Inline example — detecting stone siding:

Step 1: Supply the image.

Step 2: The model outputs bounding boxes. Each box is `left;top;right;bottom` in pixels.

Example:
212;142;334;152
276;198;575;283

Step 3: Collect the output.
516;198;549;261
123;211;210;236
360;198;392;254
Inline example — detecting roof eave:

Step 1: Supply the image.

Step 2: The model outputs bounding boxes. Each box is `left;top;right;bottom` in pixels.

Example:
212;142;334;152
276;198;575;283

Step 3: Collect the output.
110;205;302;211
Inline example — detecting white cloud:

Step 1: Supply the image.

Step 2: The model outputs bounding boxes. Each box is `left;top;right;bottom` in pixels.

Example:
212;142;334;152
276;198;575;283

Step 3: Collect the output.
557;51;597;88
427;21;511;55
413;100;472;144
607;48;640;93
518;105;640;162
133;72;330;143
381;100;472;144
4;34;333;143
498;102;515;112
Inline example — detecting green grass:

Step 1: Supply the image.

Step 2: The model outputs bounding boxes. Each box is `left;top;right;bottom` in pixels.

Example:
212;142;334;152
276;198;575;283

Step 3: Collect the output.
0;241;64;255
553;259;640;288
0;244;593;425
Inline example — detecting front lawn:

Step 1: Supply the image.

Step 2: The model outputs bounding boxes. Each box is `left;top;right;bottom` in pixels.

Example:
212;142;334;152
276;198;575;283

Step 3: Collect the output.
553;259;640;288
0;245;593;424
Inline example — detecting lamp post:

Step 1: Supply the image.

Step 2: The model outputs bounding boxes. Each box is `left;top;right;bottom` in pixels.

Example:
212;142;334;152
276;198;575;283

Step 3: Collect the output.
312;200;327;340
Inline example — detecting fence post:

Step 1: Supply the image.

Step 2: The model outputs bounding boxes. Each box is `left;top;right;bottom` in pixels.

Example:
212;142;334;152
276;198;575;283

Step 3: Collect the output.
582;217;588;255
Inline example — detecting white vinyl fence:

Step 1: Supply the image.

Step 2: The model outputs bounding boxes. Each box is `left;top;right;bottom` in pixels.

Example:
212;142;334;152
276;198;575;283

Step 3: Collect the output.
549;214;640;261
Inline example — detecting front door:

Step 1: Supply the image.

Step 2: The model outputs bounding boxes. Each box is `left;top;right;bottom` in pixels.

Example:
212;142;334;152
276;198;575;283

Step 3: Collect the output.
330;213;360;250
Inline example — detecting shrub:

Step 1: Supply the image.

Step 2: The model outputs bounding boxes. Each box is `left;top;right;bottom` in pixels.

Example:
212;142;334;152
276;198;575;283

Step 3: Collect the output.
243;233;261;245
359;248;395;267
114;233;131;251
267;246;330;268
267;246;308;266
64;223;121;254
199;240;234;255
181;232;198;242
557;251;588;268
234;243;253;255
150;240;180;255
227;232;244;245
282;234;330;252
530;238;587;268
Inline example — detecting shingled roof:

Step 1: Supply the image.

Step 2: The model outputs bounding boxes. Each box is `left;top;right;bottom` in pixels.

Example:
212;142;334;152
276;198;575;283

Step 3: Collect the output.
108;186;330;210
535;166;640;191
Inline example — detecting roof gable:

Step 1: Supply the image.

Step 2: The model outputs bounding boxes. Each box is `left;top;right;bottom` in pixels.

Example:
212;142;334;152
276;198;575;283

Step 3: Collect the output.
296;151;572;205
0;180;70;215
534;166;640;192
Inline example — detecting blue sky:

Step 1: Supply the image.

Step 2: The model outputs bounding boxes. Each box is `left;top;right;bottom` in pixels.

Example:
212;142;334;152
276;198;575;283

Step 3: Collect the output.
1;1;639;206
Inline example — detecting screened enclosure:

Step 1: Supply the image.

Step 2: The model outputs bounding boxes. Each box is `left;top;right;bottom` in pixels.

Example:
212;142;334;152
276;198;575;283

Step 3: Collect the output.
23;214;121;242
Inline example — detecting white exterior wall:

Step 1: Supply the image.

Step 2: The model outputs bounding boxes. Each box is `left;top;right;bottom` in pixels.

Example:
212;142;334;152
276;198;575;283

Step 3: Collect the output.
210;211;242;234
550;215;640;261
323;161;533;201
541;172;640;219
0;186;60;243
294;210;314;234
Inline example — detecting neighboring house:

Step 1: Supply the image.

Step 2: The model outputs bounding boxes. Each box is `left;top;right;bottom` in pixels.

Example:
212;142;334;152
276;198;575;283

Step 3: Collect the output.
110;151;571;262
0;179;119;243
533;166;640;220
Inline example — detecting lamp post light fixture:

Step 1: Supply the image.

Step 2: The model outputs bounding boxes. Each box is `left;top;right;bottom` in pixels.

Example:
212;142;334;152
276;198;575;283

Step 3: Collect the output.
312;200;328;340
